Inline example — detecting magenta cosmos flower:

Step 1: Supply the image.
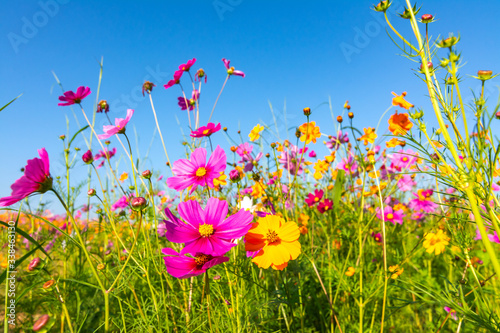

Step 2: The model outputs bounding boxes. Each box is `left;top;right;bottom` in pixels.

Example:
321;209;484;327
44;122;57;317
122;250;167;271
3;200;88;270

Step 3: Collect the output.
0;148;52;206
179;58;196;72
305;189;324;207
376;206;404;225
163;197;254;256
167;145;226;193
164;70;184;89
317;199;333;214
162;247;229;279
58;86;91;106
97;109;134;140
409;189;438;213
190;122;221;138
178;90;199;111
222;58;245;77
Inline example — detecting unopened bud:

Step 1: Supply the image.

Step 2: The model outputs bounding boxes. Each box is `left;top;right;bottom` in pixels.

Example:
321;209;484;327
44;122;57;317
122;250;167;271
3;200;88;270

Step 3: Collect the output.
229;169;241;182
43;279;55;289
337;116;343;123
252;173;260;182
265;153;270;158
270;142;276;149
142;170;152;179
223;127;228;131
303;107;311;116
28;257;42;271
97;263;106;271
82;150;93;164
33;315;51;332
478;70;493;81
59;135;66;140
105;140;111;145
496;111;500;119
421;14;433;23
131;197;148;210
142;80;156;96
295;128;301;138
88;189;96;196
230;146;238;152
348;112;354;119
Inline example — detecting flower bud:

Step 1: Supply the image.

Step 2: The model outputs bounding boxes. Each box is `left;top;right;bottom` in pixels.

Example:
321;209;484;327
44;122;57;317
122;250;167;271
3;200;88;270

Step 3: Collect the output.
421;14;433;23
295;128;301;138
265;153;270;158
74;147;80;151
419;62;433;72
348;112;354;119
97;100;109;113
478;70;493;81
43;279;55;289
399;3;420;19
28;257;42;271
344;101;351;110
33;315;51;332
59;135;66;140
229;169;241;182
142;81;156;96
105;140;111;145
252;173;260;182
131;197;148;211
337;116;343;123
437;35;459;48
223;127;228;131
270;142;276;149
496;111;500;120
97;263;106;271
82;150;93;164
142;170;152;179
303;107;311;116
230;146;238;152
88;189;96;196
373;0;391;12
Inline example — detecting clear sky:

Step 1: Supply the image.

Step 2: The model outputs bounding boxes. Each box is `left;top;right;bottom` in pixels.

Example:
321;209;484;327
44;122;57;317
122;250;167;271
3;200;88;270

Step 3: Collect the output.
1;0;500;209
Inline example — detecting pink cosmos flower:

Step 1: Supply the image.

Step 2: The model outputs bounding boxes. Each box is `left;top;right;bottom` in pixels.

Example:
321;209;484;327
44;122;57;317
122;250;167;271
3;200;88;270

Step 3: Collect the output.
97;109;134;140
409;189;438;213
179;58;196;72
167;146;226;194
397;174;416;192
164;70;184;89
317;199;333;214
336;155;358;174
236;142;262;172
308;150;317;158
391;149;418;171
94;148;117;169
326;131;349;150
376;206;404;225
222;58;245;77
190;122;221;138
475;227;500;244
0;148;52;206
111;194;133;211
163;198;254;256
444;307;458;321
371;232;383;243
178;90;199;111
162;247;229;279
305;189;324;207
279;144;307;175
58;86;91;106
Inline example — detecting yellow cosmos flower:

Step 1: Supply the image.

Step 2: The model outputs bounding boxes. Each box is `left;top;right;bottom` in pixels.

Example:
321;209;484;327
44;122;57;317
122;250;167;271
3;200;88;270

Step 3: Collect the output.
251;182;267;199
245;215;301;270
386;137;406;148
249;124;264;141
357;128;377;146
423;230;450;255
299;121;321;144
389;265;404;279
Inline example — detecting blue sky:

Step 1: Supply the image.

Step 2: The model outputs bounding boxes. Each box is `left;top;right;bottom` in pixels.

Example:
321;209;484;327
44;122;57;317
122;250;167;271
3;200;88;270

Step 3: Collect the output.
1;0;500;209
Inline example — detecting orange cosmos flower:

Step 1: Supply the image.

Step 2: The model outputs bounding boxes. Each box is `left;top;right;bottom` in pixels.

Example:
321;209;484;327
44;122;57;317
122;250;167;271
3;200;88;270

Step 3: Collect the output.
386;138;406;148
388;111;413;135
245;215;301;270
345;267;356;276
119;172;128;183
357;128;377;145
391;91;414;110
299;121;321;144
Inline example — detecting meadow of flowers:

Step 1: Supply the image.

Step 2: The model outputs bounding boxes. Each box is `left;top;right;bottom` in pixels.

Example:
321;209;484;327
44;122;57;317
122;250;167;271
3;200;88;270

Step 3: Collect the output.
2;2;500;332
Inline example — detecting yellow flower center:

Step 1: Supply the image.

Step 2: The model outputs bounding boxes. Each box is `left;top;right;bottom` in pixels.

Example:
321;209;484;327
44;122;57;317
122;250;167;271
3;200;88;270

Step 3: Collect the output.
199;224;214;237
195;254;210;267
266;229;280;244
387;213;394;220
324;206;330;211
196;167;207;177
203;129;210;135
314;197;319;202
402;157;408;162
